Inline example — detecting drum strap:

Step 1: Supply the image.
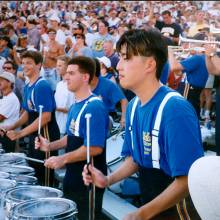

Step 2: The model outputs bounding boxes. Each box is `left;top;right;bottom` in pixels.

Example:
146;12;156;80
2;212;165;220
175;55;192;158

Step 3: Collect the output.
129;92;181;169
74;96;101;137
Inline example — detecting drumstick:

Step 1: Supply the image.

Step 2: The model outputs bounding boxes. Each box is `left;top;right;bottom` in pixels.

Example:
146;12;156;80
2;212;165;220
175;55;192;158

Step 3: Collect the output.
38;105;44;136
85;113;95;220
8;153;44;164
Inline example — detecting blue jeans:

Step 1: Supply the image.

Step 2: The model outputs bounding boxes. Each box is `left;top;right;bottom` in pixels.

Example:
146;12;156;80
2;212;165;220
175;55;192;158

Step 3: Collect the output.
43;68;60;91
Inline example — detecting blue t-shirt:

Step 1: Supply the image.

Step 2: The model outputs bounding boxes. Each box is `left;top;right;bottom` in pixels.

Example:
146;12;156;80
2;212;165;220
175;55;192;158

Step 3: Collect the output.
92;77;126;113
66;95;109;147
181;54;208;88
22;77;56;113
122;86;204;177
92;33;114;58
160;62;170;85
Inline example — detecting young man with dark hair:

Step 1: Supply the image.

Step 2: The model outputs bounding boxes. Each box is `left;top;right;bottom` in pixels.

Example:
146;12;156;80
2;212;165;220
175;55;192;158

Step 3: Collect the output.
6;50;60;186
35;56;109;220
83;29;204;220
154;10;182;45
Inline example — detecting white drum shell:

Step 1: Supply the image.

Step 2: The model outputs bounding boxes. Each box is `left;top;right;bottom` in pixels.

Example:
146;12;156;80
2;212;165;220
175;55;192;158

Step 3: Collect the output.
11;198;78;220
5;185;63;215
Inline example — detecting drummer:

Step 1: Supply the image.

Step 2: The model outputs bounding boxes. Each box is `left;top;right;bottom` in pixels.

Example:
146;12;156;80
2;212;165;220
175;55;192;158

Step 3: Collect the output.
82;29;204;220
35;56;109;220
5;50;60;186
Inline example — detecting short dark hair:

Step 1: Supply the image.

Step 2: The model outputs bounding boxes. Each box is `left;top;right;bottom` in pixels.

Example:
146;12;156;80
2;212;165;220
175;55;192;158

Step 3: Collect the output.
98;19;109;28
116;28;168;79
21;51;43;65
93;58;101;77
47;28;57;34
68;56;95;83
162;10;171;17
3;60;17;71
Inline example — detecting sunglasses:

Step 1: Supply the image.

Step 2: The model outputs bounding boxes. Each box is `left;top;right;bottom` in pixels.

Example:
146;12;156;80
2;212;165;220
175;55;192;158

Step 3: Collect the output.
3;66;13;70
76;36;82;39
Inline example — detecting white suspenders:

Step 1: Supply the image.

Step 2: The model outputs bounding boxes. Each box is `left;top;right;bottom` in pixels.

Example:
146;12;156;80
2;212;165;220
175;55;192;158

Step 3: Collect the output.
129;92;182;169
30;78;45;112
73;97;101;136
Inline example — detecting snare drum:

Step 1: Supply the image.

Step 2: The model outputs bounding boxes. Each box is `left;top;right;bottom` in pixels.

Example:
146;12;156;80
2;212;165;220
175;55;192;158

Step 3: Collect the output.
10;175;38;186
0;171;10;179
11;198;78;220
5;185;63;213
0;165;35;177
0;153;27;165
0;178;16;193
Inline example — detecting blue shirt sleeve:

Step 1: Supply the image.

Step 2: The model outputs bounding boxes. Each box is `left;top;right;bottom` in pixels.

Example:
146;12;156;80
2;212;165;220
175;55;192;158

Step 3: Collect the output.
161;97;204;177
82;100;109;148
180;55;203;73
34;81;56;112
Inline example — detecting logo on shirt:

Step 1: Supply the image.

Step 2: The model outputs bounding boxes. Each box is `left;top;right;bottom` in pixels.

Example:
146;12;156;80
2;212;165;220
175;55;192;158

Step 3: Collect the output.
69;119;77;134
94;40;104;51
27;99;34;111
143;131;152;155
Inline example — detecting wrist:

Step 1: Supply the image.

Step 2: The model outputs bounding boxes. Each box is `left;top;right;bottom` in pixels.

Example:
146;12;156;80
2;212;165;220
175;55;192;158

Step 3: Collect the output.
106;175;111;188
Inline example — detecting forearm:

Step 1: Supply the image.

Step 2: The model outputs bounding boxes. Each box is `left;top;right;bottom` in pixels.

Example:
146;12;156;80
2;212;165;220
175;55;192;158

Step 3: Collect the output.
19;112;51;138
108;156;139;186
168;49;183;72
205;56;219;75
207;56;220;75
49;135;67;151
63;145;103;164
137;176;189;219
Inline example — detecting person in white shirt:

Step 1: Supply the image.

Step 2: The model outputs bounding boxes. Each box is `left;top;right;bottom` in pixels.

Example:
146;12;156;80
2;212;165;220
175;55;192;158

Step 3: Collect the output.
0;71;20;152
55;55;75;137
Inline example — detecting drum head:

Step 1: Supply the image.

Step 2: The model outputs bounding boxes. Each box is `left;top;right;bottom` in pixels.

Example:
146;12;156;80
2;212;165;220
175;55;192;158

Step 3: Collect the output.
0;171;10;179
0;178;16;192
12;198;77;219
0;165;34;176
11;175;38;185
0;153;26;165
6;185;63;203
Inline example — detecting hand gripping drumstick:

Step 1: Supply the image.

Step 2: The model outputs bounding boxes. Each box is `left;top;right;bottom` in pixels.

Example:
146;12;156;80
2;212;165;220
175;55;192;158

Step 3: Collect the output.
85;113;95;220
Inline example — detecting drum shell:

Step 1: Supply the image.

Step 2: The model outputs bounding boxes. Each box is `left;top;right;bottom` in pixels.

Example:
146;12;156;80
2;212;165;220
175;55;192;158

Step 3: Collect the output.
10;198;78;220
5;185;63;215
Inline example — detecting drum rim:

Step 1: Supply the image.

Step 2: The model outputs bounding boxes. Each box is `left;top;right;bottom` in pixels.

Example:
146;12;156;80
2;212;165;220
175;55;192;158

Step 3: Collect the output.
0;171;10;179
0;164;35;175
6;185;63;203
0;178;16;190
12;198;77;218
12;175;38;184
0;153;25;164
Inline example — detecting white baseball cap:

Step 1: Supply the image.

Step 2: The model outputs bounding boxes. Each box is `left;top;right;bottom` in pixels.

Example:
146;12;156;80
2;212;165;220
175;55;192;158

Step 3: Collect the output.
0;71;15;84
97;56;111;68
49;15;60;23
